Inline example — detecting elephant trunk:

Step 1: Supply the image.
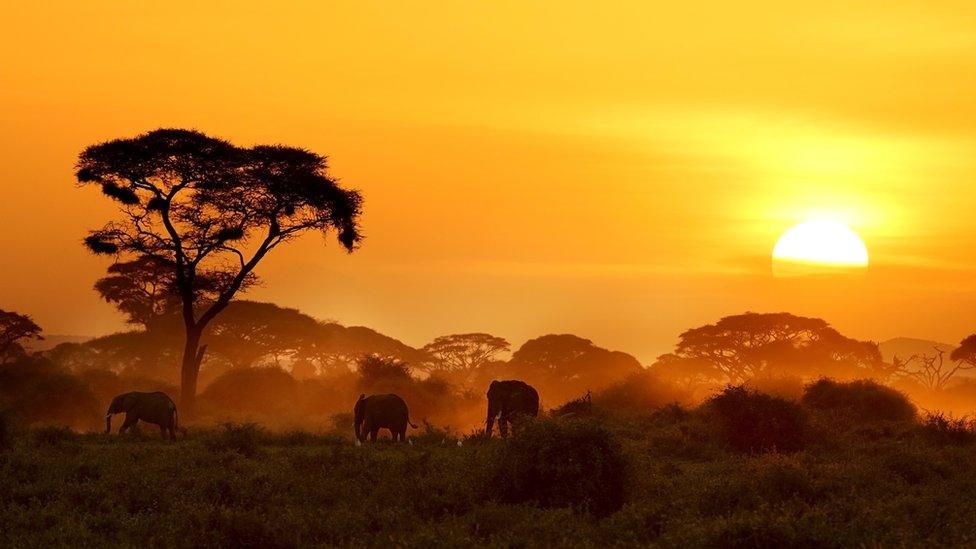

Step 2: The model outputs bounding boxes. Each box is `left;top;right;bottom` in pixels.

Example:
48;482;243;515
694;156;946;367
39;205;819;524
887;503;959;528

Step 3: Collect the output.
105;413;112;434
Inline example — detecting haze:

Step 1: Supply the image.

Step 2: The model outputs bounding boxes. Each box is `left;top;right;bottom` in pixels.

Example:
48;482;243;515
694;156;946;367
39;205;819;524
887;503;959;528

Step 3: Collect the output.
3;1;976;361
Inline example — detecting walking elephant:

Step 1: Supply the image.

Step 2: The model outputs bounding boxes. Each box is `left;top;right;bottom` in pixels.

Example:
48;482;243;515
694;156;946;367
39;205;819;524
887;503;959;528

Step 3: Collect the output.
354;393;418;442
486;379;539;437
105;391;181;440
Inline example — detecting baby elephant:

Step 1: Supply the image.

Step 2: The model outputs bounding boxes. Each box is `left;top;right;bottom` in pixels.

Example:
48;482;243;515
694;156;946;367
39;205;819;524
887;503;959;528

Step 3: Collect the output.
106;391;181;440
354;393;418;442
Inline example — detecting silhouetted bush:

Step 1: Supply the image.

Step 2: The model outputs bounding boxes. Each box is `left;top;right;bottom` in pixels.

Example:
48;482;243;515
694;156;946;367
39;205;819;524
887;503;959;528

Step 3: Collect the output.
551;391;593;417
746;375;805;401
0;357;100;430
802;378;915;423
489;418;626;516
199;367;299;416
705;386;807;454
204;423;264;457
594;369;690;414
30;425;78;446
919;412;976;446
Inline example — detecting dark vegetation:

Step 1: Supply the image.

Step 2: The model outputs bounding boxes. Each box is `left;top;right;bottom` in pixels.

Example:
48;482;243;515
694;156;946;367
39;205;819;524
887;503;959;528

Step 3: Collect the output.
5;379;976;546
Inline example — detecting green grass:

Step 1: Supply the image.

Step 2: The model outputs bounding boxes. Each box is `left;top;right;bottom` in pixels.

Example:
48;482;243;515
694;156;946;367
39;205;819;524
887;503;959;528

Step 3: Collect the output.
3;412;976;547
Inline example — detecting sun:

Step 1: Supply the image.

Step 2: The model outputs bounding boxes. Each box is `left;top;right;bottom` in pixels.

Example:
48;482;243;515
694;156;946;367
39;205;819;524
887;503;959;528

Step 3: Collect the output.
772;219;869;269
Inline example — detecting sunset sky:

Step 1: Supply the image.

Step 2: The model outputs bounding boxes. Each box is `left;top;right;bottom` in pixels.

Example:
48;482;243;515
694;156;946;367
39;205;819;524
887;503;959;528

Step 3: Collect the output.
2;1;976;361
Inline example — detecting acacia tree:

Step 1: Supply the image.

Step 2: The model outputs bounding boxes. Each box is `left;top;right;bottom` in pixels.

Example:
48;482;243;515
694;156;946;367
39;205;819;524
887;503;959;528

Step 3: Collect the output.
674;312;883;383
76;128;363;413
421;333;510;375
0;309;43;362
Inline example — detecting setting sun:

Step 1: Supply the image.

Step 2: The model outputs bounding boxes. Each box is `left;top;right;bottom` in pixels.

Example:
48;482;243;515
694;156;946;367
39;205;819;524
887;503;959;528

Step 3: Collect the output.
772;219;869;268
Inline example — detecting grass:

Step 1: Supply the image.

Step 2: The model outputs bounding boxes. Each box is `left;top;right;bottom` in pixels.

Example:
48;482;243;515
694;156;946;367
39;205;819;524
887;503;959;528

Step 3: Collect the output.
3;405;976;547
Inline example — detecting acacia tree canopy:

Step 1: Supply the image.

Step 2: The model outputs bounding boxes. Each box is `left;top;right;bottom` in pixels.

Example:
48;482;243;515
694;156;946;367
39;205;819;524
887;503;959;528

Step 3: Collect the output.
673;312;883;383
421;333;510;373
0;309;43;362
76;128;363;413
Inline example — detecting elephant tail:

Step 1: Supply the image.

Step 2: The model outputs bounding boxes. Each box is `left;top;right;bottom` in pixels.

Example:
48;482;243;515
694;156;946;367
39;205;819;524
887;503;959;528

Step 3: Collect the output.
407;415;418;429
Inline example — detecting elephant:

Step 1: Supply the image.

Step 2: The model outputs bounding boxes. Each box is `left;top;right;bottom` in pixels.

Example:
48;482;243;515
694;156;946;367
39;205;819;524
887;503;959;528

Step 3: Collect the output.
105;391;181;440
354;393;417;442
486;379;539;437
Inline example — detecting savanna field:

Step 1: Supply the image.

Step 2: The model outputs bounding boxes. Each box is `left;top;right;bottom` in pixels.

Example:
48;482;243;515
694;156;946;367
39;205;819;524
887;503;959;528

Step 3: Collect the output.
5;381;976;548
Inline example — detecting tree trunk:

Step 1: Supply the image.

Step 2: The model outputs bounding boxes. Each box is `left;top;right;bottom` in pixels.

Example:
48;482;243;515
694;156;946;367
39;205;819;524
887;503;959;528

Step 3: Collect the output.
179;328;207;417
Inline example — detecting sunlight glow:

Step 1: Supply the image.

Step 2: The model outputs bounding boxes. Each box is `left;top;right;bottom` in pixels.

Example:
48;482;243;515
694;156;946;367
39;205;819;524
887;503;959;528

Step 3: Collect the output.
772;219;869;267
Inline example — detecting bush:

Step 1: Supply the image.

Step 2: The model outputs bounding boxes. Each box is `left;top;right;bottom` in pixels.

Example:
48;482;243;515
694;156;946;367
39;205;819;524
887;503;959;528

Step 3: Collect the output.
204;423;265;457
705;386;807;454
488;417;626;516
802;378;915;423
30;425;78;446
0;357;100;430
551;391;593;417
594;370;690;415
919;412;976;446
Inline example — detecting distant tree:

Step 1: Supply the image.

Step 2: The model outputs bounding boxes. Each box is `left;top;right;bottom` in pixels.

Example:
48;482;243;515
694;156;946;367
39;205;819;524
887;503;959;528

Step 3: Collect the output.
891;336;976;391
204;301;320;370
94;256;253;332
296;323;431;376
674;312;883;383
649;353;722;389
421;333;510;378
510;334;642;403
76;128;362;413
0;309;43;362
950;335;976;369
356;355;413;391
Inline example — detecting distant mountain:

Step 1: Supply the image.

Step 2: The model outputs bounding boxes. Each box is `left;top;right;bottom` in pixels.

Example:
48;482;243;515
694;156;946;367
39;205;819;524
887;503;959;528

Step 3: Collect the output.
879;337;958;363
25;334;91;352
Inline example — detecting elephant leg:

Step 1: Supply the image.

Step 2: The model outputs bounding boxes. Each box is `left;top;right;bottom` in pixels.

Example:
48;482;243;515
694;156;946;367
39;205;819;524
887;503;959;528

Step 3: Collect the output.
168;425;177;440
499;410;511;438
158;424;167;438
397;428;406;442
119;415;137;434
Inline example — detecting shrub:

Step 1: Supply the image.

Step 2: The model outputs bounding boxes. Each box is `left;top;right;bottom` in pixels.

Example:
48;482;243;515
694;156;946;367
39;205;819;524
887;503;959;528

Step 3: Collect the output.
550;391;593;417
594;370;690;415
204;423;265;457
919;412;976;446
198;367;298;416
30;425;78;446
705;386;807;454
488;417;626;516
801;378;915;423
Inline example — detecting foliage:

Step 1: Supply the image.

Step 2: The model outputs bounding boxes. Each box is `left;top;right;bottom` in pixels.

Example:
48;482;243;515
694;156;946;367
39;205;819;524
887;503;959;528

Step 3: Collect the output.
675;312;883;383
705;385;807;454
801;378;916;423
918;412;976;446
5;408;976;545
0;309;43;362
593;369;691;414
203;423;265;457
510;334;642;404
0;356;100;430
950;334;976;366
488;418;626;516
421;333;510;375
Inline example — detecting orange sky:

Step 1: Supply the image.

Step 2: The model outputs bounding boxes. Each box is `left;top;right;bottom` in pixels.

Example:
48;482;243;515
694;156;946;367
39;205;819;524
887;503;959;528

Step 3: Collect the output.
2;1;976;361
